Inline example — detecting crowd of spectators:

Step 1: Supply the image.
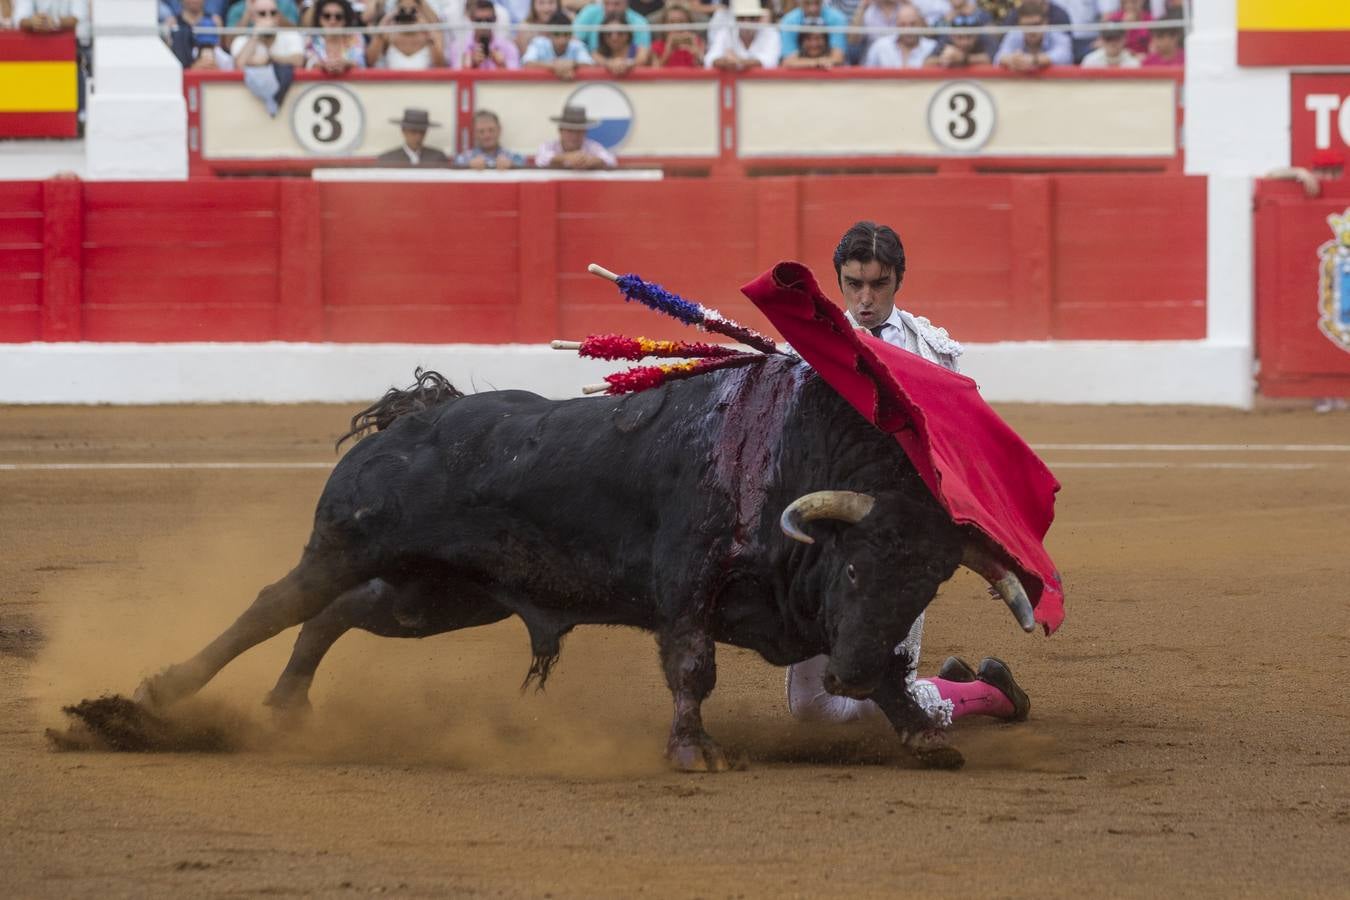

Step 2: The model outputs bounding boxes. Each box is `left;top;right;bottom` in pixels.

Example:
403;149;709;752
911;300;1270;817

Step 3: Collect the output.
154;0;1189;74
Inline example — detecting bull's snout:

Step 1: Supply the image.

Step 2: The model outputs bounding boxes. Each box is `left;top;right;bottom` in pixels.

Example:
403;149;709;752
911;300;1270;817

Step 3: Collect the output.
821;668;883;700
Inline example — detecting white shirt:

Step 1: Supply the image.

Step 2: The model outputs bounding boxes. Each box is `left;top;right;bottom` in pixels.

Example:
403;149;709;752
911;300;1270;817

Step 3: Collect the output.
12;0;89;40
848;306;963;372
1080;46;1141;67
705;22;780;69
864;35;936;68
230;30;305;63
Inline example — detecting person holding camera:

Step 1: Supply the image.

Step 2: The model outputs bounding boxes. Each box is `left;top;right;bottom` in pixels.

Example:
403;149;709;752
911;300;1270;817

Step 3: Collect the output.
452;0;520;68
366;0;446;68
651;3;703;68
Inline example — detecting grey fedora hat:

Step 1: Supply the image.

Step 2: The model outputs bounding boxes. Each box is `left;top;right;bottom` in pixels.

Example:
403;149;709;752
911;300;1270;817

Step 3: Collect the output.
389;107;442;130
550;104;599;130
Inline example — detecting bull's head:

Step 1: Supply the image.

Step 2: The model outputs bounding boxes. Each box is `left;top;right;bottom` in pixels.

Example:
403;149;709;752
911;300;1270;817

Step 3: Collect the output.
781;489;1035;699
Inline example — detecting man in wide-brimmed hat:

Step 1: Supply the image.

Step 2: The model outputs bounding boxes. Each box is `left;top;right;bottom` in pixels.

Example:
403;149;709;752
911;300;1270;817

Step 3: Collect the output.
534;104;616;170
376;107;449;167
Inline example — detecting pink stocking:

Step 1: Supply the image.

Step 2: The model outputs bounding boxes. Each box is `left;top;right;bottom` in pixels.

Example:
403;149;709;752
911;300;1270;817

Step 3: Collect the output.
931;676;1014;721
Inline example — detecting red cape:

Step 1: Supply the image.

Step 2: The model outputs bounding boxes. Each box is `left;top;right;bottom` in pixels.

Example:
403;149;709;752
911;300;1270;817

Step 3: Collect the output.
743;263;1065;635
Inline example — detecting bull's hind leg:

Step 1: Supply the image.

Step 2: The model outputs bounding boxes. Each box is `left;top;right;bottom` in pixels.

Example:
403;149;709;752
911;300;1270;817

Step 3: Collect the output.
134;551;367;710
658;617;731;773
264;577;510;714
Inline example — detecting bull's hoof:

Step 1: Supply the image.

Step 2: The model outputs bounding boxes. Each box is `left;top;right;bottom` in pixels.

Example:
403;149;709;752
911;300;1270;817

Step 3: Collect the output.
905;728;965;770
262;689;312;728
666;736;732;774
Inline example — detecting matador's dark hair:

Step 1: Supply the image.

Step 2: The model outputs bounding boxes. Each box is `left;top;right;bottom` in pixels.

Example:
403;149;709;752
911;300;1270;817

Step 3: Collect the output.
832;220;906;289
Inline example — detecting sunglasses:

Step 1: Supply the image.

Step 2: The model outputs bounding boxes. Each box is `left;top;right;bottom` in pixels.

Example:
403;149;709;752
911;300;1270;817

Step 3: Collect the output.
320;10;344;18
255;8;279;15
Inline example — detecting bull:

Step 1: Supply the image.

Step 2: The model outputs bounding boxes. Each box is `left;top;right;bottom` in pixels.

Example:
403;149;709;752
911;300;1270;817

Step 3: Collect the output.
134;357;1032;770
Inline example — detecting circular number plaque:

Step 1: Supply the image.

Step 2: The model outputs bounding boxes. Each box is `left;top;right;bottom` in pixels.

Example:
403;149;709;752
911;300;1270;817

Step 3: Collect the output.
290;83;365;156
925;81;996;153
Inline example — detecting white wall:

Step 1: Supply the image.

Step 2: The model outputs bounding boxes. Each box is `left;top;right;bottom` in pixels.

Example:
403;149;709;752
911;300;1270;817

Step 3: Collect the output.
0;342;1254;406
86;0;188;180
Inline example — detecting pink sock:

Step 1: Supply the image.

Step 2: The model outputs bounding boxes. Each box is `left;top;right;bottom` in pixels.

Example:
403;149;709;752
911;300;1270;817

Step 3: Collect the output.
931;677;1015;721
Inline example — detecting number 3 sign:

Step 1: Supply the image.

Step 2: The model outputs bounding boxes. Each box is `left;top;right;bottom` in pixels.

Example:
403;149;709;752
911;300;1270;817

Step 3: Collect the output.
290;83;366;156
926;81;996;153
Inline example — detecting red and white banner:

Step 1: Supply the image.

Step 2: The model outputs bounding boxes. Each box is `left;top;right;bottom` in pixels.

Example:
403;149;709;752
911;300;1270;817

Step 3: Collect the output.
1291;74;1350;169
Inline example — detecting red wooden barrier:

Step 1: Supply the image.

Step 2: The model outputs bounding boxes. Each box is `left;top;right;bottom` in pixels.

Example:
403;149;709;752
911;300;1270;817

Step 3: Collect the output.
1255;179;1350;397
0;173;1208;346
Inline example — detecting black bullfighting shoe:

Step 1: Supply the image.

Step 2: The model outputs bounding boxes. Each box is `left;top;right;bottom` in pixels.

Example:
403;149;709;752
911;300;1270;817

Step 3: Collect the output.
977;657;1031;722
937;655;977;683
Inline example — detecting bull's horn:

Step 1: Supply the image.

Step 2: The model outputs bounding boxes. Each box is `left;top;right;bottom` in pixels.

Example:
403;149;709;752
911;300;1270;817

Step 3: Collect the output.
779;491;876;545
962;544;1036;633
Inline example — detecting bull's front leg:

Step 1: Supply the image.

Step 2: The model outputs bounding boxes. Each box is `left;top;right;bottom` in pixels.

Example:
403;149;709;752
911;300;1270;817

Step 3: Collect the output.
657;617;731;773
870;652;965;770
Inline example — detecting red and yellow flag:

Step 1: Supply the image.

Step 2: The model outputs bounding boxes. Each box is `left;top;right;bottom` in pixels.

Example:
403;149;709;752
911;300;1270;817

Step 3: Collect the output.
0;32;78;138
1239;0;1350;67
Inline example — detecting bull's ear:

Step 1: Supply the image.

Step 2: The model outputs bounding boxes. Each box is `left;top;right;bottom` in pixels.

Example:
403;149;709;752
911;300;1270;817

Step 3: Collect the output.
780;491;875;544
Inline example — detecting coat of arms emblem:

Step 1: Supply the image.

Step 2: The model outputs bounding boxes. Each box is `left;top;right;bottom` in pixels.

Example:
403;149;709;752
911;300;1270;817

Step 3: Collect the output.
1318;209;1350;354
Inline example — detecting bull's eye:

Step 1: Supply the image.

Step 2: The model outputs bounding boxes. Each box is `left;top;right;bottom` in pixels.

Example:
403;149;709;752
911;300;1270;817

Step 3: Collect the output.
846;563;857;584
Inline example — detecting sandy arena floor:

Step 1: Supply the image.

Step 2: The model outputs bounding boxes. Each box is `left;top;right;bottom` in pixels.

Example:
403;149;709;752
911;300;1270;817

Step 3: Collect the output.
1;401;1348;898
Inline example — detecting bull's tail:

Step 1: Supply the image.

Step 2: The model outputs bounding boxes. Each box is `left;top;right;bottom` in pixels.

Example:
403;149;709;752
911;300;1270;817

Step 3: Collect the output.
336;368;464;450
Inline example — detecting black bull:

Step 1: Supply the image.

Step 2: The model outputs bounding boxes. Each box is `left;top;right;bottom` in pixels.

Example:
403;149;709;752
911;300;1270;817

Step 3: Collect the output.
135;356;1031;770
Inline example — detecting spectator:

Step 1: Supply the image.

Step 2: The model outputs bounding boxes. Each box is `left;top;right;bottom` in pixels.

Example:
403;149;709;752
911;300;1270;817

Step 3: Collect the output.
536;104;617;169
307;0;366;71
652;3;703;67
995;0;1070;70
595;12;645;72
13;0;87;33
435;0;510;44
522;9;593;77
847;0;903;65
782;25;837;68
931;0;993;57
455;109;526;168
376;107;450;166
453;0;521;67
574;0;651;56
367;0;446;67
166;0;234;69
162;0;226;25
225;0;299;26
231;0;304;66
864;3;935;68
706;0;778;70
1079;23;1137;66
924;12;989;67
1104;0;1151;56
778;0;845;64
514;0;561;54
1141;22;1181;65
1055;0;1106;61
1;0;13;27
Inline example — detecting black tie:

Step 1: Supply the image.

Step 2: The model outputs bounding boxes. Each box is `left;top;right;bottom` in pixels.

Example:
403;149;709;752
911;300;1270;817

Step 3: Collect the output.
869;324;886;338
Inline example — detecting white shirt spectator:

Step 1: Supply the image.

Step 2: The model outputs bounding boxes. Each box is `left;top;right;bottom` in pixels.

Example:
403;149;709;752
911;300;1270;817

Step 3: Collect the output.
1080;45;1140;67
864;33;935;68
1056;0;1105;39
230;30;305;63
535;136;616;167
12;0;90;41
705;22;780;68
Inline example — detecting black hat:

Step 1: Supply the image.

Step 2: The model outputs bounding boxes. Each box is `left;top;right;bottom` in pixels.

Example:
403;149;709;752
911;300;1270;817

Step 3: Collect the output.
389;107;442;130
550;104;599;130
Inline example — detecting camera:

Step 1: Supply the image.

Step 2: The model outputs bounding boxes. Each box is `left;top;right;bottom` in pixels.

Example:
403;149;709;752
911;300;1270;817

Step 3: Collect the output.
394;5;418;22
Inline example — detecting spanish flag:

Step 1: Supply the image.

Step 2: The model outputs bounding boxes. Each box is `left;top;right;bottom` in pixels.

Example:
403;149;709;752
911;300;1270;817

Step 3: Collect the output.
0;32;78;138
1239;0;1350;67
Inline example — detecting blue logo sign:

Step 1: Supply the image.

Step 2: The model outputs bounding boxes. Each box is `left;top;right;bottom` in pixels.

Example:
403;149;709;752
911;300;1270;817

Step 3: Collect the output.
565;83;634;150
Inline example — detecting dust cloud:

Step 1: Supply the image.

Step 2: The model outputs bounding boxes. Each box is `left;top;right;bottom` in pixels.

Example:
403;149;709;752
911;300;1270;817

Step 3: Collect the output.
29;506;671;778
